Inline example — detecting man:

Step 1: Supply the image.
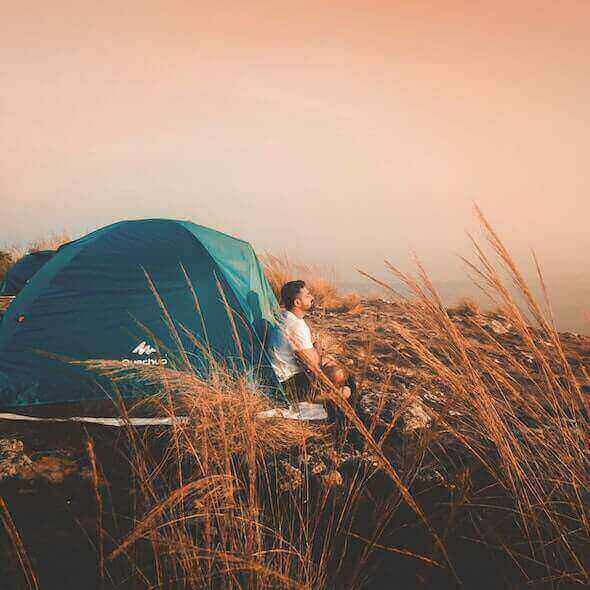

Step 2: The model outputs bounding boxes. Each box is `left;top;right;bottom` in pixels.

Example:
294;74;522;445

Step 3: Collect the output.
268;280;321;400
268;280;360;442
268;280;357;404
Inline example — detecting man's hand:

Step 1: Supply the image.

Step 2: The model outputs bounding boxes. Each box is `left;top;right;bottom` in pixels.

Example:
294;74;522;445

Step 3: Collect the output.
295;346;322;379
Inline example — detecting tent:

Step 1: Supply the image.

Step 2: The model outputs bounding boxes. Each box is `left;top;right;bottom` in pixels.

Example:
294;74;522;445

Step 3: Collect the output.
0;219;280;408
0;250;55;296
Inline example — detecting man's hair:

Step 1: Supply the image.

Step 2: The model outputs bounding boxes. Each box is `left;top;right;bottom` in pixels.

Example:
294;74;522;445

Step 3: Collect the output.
280;280;306;310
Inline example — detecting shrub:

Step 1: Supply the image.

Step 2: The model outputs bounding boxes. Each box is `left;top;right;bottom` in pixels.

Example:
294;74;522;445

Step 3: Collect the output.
0;250;13;284
261;253;361;313
447;296;480;317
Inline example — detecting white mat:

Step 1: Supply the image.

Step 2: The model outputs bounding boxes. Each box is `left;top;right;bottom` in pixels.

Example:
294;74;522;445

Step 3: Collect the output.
257;402;328;421
0;402;328;426
0;413;190;426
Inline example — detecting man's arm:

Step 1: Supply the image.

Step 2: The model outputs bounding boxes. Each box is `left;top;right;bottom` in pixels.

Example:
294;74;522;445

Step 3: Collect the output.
287;321;322;377
295;346;321;376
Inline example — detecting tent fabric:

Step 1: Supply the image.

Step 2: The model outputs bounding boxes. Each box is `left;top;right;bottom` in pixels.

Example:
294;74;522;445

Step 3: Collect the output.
0;250;55;296
0;219;281;408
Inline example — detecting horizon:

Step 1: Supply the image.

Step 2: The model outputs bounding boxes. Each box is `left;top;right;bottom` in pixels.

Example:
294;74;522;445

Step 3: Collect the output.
4;215;589;334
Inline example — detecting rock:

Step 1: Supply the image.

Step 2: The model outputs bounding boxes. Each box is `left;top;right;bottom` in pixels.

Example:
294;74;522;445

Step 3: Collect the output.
359;391;432;433
0;439;33;481
0;439;79;484
563;332;583;339
415;466;446;485
311;460;327;476
278;461;304;493
403;402;432;431
489;319;512;335
320;470;343;488
29;456;78;484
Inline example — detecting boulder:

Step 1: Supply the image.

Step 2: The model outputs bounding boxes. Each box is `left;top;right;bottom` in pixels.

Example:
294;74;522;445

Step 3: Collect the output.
0;438;32;481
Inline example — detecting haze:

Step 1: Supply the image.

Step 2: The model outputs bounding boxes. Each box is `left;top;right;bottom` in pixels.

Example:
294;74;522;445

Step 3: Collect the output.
2;1;589;326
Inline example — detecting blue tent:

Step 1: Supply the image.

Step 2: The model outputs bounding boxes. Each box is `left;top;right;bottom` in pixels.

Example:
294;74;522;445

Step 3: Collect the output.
0;219;280;408
0;250;55;296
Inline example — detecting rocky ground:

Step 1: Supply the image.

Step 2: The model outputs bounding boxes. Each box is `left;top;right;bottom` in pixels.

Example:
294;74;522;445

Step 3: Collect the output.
1;298;590;588
311;298;590;434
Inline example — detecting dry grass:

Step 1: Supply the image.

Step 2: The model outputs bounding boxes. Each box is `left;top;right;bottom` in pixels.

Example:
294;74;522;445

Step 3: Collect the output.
360;205;590;585
0;498;39;590
0;251;12;285
89;360;316;461
87;362;345;590
28;230;71;252
88;351;457;589
5;230;71;261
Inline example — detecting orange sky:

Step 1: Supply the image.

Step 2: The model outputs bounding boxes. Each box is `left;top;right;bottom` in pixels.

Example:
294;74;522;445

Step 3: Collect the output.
2;1;589;281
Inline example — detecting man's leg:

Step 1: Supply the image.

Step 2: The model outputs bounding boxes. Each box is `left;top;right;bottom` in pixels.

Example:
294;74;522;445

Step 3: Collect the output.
325;374;362;445
282;371;313;402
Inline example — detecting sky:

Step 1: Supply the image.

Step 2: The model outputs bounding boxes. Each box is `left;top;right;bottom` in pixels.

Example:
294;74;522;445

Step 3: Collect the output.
3;1;589;286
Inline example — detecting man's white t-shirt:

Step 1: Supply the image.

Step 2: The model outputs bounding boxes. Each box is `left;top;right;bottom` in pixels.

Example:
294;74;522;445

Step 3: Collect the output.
268;310;314;382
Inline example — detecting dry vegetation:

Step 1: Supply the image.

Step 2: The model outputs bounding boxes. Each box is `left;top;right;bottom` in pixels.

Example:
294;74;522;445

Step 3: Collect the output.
0;251;12;285
446;296;480;317
2;210;590;589
262;253;361;314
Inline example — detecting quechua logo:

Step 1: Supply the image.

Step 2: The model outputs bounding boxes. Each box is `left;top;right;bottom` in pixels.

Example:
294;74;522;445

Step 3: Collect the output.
132;341;157;356
123;341;168;366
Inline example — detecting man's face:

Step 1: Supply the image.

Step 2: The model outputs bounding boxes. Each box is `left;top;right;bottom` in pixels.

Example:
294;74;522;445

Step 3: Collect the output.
295;286;314;312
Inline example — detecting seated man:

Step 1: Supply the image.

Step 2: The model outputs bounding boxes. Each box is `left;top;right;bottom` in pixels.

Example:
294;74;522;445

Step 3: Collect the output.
268;280;357;408
268;280;319;400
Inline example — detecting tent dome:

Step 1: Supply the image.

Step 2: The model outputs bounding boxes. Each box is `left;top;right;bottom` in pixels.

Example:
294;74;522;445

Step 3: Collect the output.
0;219;279;408
0;250;55;296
